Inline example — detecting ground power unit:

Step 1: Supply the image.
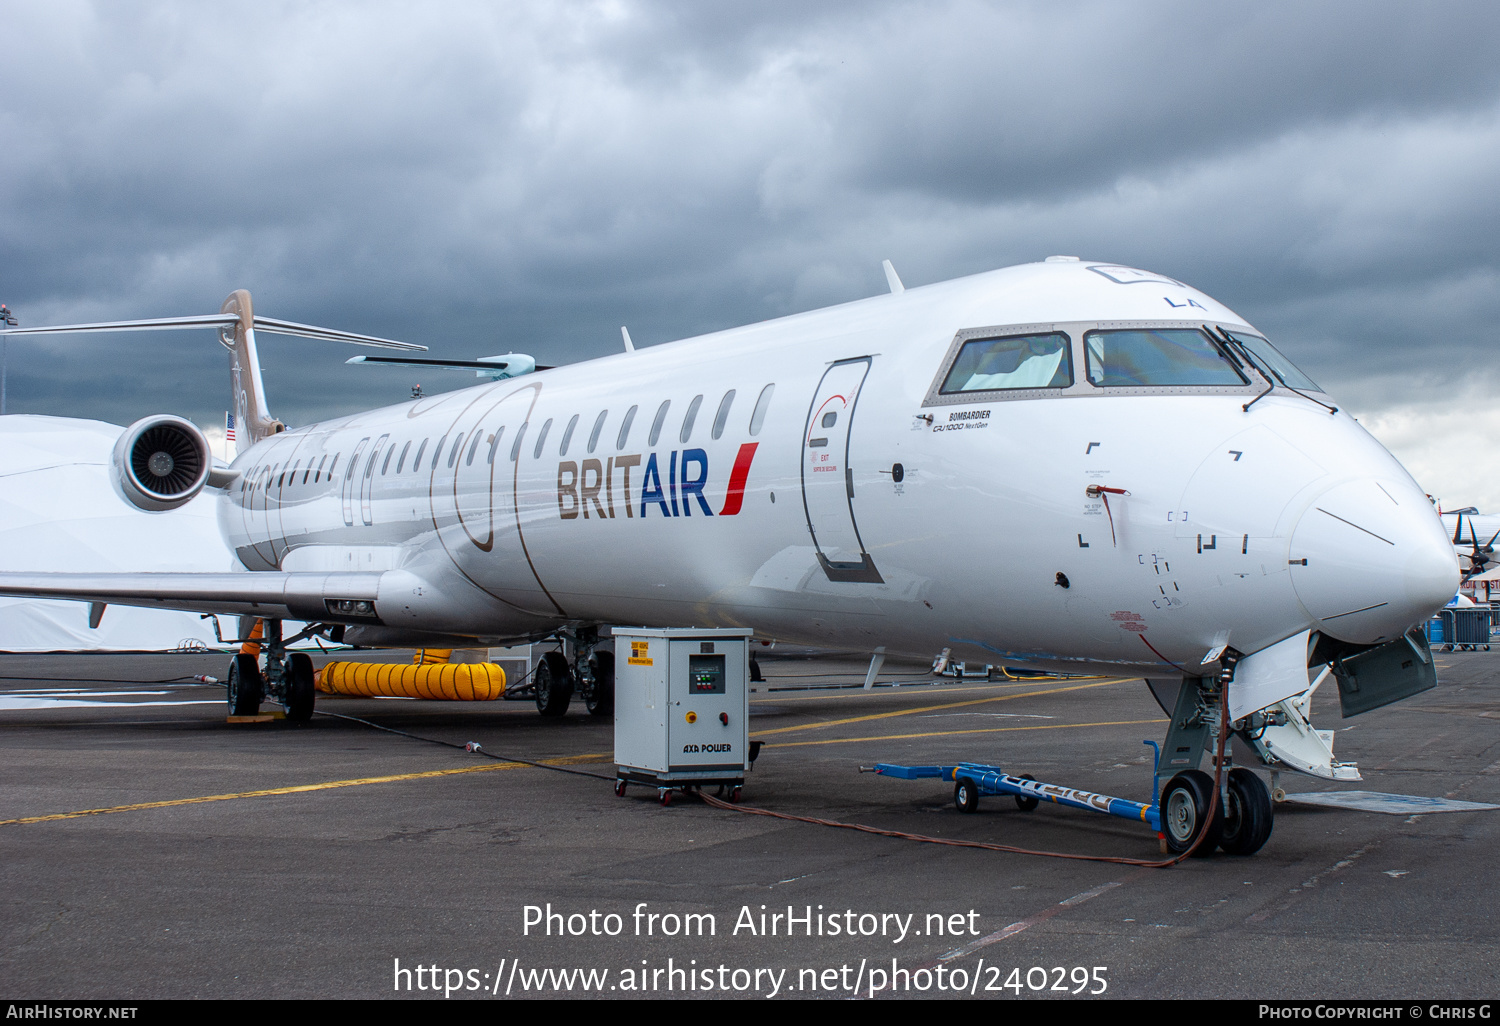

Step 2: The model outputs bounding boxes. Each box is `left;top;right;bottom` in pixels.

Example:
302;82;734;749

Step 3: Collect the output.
612;628;752;804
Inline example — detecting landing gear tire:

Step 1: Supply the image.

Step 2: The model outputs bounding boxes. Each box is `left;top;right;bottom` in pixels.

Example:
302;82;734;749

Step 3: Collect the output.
1219;768;1274;856
585;651;614;717
1014;773;1039;812
534;652;574;717
954;778;979;814
284;653;316;722
226;654;262;716
1162;769;1225;857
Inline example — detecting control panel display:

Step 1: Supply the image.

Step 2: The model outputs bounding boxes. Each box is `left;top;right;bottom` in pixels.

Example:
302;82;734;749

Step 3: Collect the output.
688;654;726;694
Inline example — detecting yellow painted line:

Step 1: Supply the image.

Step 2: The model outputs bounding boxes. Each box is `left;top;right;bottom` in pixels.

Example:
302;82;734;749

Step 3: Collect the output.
750;678;1121;703
0;752;613;827
748;679;1125;738
762;718;1168;749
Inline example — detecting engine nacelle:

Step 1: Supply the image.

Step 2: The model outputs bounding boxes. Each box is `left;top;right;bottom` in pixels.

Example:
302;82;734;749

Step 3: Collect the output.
112;415;212;512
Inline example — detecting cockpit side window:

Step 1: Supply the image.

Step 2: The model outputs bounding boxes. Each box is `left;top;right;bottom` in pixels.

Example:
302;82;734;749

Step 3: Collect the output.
1223;331;1322;393
940;332;1072;394
1084;329;1246;387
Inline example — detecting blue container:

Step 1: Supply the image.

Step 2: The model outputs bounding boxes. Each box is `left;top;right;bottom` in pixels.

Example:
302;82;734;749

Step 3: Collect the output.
1426;617;1445;644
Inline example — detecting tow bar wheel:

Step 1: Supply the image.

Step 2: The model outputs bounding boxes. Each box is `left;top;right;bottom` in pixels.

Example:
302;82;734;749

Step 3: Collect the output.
1162;769;1224;857
954;777;979;814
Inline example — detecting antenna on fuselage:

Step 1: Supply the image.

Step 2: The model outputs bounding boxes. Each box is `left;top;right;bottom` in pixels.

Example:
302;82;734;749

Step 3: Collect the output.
882;260;905;295
621;326;635;353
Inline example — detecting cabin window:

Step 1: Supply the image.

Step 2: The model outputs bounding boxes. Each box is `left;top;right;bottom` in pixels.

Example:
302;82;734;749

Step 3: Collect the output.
1222;331;1322;392
679;394;703;443
466;431;484;466
411;440;427;472
431;435;447;470
316;454;328;482
533;418;553;459
395;442;410;474
711;390;735;440
487;427;505;464
749;384;774;436
559;414;579;456
588;410;608;453
511;423;528;461
382;447;395;475
649;401;671;446
1084;329;1246;387
616;406;637;450
941;332;1072;393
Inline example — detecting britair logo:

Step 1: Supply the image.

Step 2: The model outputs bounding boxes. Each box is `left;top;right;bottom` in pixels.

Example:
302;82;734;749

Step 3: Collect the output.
557;443;758;520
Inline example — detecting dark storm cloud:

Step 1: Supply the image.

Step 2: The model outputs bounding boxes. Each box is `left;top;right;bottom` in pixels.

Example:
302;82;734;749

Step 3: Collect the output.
1;0;1498;465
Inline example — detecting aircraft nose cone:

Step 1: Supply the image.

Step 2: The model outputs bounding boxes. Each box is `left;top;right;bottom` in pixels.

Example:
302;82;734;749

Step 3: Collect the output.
1289;479;1459;644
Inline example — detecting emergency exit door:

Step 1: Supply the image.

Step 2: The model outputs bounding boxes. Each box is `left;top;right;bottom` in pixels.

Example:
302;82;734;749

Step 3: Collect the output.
801;357;882;583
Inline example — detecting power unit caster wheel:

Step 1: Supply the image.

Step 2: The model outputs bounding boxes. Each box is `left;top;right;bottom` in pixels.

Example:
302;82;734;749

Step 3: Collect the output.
1219;768;1274;856
954;778;979;814
1014;773;1039;812
226;654;262;716
1162;769;1225;857
659;790;673;807
729;786;743;804
534;652;574;717
284;652;316;722
614;780;627;798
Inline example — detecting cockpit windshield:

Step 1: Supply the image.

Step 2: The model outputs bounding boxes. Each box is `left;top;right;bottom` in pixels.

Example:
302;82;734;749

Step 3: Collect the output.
1223;331;1322;393
940;332;1072;393
1084;328;1246;387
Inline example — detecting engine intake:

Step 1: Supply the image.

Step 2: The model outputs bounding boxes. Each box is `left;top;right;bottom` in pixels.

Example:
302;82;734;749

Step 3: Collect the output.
113;415;212;511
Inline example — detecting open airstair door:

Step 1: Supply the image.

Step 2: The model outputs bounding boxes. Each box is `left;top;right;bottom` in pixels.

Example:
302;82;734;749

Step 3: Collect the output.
802;357;882;583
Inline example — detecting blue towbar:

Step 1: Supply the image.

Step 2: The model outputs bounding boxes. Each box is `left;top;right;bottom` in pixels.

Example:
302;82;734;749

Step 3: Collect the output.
870;746;1162;834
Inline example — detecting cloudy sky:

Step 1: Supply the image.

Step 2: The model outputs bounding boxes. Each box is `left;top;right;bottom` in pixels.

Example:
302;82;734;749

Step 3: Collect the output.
3;1;1499;506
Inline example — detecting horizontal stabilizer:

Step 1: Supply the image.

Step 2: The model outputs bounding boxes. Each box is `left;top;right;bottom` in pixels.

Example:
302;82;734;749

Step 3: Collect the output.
0;314;424;351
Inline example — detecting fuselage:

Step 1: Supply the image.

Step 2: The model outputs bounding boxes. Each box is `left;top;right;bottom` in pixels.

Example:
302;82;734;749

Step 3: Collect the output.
219;260;1458;674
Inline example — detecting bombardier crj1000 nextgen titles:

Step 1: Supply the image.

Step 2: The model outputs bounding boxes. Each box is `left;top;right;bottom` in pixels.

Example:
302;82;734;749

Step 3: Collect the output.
0;257;1459;856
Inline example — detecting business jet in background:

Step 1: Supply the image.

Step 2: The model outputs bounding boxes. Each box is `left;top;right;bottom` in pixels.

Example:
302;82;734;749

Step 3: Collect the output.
0;257;1458;855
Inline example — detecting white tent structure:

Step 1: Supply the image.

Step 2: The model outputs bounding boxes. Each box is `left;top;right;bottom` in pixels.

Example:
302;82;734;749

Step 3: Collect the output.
0;415;239;652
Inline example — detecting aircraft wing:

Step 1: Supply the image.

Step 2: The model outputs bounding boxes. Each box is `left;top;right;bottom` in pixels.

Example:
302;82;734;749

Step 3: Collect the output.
0;571;385;622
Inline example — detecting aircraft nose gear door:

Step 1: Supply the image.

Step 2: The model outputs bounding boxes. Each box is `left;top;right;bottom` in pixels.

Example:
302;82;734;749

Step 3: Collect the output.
801;357;882;583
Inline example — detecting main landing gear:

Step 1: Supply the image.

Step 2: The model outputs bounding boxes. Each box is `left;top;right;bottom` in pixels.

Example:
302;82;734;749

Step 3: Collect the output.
222;617;322;723
530;628;615;719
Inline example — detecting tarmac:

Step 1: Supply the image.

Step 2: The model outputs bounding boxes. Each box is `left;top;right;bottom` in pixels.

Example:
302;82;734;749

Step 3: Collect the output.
0;647;1495;1000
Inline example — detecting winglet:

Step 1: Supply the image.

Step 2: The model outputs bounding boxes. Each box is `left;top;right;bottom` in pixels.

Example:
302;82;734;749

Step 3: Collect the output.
882;260;905;294
621;326;635;353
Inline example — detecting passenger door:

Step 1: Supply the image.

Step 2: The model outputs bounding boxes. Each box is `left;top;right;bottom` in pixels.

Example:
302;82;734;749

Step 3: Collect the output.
801;358;883;582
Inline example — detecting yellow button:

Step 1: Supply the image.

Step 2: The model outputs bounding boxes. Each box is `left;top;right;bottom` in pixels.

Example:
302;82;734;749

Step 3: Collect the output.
686;711;697;724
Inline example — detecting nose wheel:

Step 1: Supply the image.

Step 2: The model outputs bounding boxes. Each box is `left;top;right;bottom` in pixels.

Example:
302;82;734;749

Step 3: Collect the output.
1218;768;1274;856
1161;770;1224;857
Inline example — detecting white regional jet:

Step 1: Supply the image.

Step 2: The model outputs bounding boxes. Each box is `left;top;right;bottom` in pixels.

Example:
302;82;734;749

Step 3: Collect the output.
0;257;1459;855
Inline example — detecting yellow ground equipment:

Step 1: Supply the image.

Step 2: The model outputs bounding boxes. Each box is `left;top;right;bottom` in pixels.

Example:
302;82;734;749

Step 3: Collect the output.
315;655;507;700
